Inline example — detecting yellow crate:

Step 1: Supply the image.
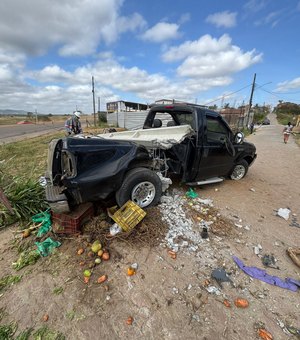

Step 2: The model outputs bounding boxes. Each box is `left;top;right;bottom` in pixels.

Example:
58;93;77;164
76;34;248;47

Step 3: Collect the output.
107;200;146;232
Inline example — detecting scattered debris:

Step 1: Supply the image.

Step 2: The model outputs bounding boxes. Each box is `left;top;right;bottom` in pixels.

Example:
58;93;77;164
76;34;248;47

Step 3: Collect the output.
277;208;291;221
35;237;61;257
287;247;300;268
211;268;233;288
261;254;279;269
185;188;198;199
289;215;300;228
286;326;300;337
254;244;263;255
250;188;256;192
233;256;300;292
201;227;209;239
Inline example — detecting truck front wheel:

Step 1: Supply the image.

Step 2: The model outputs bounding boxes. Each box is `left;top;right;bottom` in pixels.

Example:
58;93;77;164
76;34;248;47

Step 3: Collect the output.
116;168;162;208
230;160;248;180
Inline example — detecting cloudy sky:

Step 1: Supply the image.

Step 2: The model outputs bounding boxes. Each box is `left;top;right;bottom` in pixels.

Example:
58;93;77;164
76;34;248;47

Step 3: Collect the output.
0;0;300;114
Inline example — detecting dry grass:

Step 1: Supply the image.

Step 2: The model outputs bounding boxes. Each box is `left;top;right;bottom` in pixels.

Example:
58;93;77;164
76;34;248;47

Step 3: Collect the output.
83;206;168;249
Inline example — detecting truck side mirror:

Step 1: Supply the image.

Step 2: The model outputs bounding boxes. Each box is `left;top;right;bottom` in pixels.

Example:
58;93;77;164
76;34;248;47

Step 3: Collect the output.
234;132;244;144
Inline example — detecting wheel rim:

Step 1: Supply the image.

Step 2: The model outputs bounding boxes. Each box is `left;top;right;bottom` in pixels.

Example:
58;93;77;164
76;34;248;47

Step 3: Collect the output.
131;181;156;208
231;165;246;180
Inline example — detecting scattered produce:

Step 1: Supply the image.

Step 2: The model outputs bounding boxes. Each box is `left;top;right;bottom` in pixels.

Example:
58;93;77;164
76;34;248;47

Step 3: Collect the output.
84;276;90;284
126;317;133;325
91;240;102;253
97;250;104;257
77;248;84;255
97;275;107;284
102;251;110;261
234;298;249;308
168;250;177;259
83;269;92;277
223;299;231;307
95;258;101;264
258;329;273;340
43;314;49;322
127;267;136;276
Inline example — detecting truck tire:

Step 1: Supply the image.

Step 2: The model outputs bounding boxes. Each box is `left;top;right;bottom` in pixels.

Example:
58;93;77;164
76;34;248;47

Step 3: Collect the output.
116;168;162;208
230;160;248;180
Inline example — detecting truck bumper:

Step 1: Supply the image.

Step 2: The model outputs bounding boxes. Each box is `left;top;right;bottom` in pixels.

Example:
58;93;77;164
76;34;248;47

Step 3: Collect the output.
45;185;70;213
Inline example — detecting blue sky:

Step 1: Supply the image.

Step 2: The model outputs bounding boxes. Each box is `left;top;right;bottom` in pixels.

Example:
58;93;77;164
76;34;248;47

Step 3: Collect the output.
0;0;300;114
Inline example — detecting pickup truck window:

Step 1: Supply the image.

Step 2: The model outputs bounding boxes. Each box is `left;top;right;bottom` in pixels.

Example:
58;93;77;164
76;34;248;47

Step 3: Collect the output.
206;116;229;144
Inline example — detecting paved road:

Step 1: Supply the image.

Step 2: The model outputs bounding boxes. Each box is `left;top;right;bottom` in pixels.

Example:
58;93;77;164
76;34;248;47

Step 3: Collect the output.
0;122;64;144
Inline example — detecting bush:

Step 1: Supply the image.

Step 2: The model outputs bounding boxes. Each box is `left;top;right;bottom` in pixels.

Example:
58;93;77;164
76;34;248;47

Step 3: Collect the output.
98;112;107;123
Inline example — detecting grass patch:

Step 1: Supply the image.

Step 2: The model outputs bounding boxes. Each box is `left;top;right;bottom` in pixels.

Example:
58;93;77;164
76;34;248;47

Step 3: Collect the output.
52;287;63;295
33;326;65;340
276;112;295;125
0;132;64;177
0;275;22;293
0;323;17;339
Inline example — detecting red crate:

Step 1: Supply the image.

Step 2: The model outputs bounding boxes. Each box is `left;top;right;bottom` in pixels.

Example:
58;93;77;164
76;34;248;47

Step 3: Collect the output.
51;202;94;234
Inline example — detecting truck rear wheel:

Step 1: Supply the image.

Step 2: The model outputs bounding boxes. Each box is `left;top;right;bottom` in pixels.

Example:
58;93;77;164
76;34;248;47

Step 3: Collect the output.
230;160;248;180
116;168;162;208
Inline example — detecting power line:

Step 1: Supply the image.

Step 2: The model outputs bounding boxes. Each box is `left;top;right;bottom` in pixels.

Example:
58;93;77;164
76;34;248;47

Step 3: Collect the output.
204;84;252;106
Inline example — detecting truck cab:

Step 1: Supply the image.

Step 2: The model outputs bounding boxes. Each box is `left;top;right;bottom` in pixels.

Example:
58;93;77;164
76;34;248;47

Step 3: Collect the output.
45;103;256;211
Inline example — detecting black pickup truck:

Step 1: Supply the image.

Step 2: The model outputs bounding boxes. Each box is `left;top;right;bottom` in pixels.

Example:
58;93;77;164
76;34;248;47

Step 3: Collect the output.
45;103;256;212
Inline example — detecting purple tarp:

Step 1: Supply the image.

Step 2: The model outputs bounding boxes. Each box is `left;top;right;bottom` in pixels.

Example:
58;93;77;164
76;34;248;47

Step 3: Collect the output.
233;256;300;292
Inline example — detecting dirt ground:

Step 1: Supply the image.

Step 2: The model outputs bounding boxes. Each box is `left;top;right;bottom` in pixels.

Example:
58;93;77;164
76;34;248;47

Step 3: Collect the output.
0;112;299;339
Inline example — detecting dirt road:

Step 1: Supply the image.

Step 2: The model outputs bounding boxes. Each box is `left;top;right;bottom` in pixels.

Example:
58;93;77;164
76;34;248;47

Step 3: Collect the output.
0;114;299;339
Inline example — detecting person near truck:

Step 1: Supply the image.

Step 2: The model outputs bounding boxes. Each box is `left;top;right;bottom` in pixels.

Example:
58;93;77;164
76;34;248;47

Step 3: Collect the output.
65;111;83;135
283;122;293;144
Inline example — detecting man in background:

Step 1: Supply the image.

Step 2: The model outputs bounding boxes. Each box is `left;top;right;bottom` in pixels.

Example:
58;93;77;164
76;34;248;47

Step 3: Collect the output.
65;111;83;135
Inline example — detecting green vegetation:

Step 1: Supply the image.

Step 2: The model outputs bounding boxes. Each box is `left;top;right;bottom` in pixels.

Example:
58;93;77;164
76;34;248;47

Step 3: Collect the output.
33;326;65;340
274;101;300;125
52;287;64;295
12;249;41;271
0;323;17;339
0;275;22;293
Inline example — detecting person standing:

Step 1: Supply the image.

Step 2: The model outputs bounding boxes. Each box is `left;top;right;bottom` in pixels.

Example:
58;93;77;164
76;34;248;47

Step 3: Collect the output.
283;122;293;144
65;111;83;135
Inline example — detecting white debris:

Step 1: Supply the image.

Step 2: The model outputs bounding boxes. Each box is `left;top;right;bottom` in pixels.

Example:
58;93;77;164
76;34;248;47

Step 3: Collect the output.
206;286;221;295
159;193;205;252
277;208;291;220
234;223;243;228
254;244;262;255
244;225;250;231
250;188;256;192
157;173;173;192
109;223;122;236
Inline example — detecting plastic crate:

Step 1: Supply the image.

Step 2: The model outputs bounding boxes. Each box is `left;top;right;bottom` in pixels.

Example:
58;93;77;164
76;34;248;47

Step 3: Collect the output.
51;202;94;234
107;200;146;232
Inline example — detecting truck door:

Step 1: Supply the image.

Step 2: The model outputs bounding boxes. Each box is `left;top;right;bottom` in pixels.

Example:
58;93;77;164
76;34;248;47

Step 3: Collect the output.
195;113;235;180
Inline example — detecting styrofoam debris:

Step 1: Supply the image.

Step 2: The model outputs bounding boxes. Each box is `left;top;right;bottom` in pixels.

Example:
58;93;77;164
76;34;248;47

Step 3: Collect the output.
277;208;291;220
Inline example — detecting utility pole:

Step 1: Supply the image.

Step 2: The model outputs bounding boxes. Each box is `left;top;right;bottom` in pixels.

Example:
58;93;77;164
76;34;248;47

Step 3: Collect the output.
35;109;38;125
92;76;96;127
246;73;256;127
98;97;100;112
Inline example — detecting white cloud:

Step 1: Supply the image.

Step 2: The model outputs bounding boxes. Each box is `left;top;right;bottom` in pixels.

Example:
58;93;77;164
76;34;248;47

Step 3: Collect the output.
244;0;268;13
254;11;281;27
206;11;237;28
276;77;300;92
140;22;181;43
0;0;145;56
162;34;262;78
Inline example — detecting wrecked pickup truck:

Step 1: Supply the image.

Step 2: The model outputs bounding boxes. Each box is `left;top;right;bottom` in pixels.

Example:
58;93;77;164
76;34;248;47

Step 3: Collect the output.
45;103;256;212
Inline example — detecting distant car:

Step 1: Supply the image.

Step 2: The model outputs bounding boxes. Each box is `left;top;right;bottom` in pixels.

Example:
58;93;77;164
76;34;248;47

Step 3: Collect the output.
262;118;270;125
